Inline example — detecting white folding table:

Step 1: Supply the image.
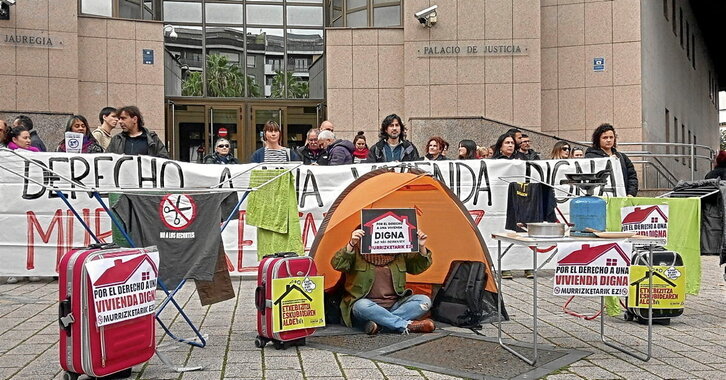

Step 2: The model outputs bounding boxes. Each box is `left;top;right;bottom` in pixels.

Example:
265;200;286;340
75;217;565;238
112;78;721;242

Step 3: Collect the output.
491;232;666;365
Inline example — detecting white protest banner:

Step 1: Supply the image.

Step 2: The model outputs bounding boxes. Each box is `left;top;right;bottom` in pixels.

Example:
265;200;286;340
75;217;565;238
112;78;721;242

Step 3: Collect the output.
85;250;160;326
0;151;625;276
553;241;632;297
620;205;668;239
361;209;418;254
64;132;84;154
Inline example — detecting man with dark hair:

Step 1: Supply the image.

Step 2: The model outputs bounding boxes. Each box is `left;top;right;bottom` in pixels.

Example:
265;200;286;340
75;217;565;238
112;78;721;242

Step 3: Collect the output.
366;114;419;162
106;106;169;158
92;107;118;149
13;115;47;152
296;128;323;164
518;134;540;160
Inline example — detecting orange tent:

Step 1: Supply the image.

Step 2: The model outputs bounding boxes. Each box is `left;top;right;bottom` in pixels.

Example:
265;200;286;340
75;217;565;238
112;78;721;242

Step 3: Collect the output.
310;168;500;298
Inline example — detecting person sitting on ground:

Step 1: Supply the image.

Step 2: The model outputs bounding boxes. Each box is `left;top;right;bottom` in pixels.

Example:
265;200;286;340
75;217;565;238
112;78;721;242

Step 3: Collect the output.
424;136;448;161
56;115;104;153
585;123;638;197
550;141;571;159
203;138;240;164
352;131;369;164
366;114;420;162
705;151;726;180
571;147;585;158
332;227;436;335
297;128;323;165
458;139;478;160
250;120;301;163
317;130;354;165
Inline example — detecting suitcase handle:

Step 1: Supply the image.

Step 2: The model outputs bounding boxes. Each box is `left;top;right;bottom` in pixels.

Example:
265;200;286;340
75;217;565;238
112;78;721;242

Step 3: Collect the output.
255;284;265;315
262;252;298;259
86;242;119;250
58;297;74;336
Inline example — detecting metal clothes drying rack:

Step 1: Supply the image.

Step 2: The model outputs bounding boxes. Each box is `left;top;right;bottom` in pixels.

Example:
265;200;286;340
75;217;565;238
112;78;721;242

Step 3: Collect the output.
0;148;300;371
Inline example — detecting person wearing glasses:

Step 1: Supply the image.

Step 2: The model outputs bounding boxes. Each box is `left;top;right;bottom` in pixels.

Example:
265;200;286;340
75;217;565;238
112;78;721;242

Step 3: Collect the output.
518;134;540;160
203;138;239;165
585;123;638;197
550;141;571;159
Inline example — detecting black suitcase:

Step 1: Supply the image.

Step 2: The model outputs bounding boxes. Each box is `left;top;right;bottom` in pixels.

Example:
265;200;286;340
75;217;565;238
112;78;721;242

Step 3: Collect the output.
625;248;685;325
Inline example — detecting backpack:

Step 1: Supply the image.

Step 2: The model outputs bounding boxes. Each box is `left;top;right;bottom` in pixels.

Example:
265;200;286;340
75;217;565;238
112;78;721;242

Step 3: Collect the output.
432;261;488;328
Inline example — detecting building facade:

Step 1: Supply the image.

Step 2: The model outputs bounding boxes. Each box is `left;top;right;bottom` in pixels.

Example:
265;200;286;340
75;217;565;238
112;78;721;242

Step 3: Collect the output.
0;0;720;183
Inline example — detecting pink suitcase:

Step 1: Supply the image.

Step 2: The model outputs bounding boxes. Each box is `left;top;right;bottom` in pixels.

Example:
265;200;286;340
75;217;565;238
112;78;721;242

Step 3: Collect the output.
254;252;317;349
59;244;156;379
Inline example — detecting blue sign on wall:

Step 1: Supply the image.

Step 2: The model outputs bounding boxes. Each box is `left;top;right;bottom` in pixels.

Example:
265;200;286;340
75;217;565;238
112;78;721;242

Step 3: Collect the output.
593;57;605;72
143;49;154;65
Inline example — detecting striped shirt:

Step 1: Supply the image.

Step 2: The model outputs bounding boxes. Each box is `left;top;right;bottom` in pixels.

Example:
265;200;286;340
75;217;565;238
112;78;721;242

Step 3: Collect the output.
264;148;289;163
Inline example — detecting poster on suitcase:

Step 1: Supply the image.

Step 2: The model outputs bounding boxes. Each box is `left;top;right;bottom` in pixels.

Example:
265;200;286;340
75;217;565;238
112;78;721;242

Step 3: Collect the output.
553;242;631;297
271;276;325;333
628;264;685;309
85;251;160;326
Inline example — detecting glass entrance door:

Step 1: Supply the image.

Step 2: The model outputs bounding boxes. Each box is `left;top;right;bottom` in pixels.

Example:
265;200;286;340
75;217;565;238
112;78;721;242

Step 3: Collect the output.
208;107;241;161
251;107;284;153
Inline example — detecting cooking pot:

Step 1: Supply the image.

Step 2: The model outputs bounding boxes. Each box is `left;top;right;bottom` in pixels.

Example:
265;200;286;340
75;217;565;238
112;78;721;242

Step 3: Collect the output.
517;222;570;238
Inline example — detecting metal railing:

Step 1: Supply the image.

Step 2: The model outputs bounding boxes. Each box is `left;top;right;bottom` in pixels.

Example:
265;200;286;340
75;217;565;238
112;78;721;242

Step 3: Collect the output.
594;142;716;190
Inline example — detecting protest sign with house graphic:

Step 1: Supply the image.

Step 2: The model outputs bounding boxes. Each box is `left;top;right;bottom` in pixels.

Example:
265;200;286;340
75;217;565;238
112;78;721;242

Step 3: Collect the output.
553;242;632;297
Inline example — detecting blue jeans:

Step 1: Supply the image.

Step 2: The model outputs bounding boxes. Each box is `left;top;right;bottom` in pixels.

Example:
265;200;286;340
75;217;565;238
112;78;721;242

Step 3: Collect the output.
351;295;431;332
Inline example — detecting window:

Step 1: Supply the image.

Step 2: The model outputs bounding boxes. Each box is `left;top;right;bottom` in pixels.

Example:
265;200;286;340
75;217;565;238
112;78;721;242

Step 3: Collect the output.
327;0;402;27
694;135;697;171
681;124;686;165
674;116;678;162
691;35;696;69
679;8;683;48
672;0;677;36
247;55;256;68
294;58;308;71
663;0;668;21
665;108;670;155
651;217;658;223
606;258;617;266
686;22;690;59
687;130;692;168
81;0;161;20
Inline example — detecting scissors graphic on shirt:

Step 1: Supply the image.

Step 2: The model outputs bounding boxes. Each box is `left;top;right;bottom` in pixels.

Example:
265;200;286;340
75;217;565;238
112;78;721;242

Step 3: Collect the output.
163;196;192;225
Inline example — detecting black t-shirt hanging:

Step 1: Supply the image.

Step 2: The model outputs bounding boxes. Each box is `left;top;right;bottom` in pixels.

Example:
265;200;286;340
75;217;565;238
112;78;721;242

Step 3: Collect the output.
504;182;557;232
113;192;238;288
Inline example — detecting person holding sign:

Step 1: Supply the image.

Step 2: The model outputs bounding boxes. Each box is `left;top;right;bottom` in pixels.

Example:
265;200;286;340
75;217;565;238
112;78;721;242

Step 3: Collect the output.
331;227;435;335
56;115;104;153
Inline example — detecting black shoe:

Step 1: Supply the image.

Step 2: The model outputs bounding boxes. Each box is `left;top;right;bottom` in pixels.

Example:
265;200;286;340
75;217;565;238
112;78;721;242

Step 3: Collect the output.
365;321;380;335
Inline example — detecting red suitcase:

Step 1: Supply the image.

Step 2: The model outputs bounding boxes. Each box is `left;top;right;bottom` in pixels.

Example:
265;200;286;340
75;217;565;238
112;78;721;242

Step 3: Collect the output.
59;244;157;379
254;252;317;349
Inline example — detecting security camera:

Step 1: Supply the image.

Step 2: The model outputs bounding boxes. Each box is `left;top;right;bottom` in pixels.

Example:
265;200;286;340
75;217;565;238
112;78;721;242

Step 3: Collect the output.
1;0;17;6
414;5;437;27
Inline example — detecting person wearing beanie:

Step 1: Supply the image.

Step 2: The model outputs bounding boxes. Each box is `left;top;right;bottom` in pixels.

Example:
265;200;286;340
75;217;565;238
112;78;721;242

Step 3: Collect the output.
705;151;726;180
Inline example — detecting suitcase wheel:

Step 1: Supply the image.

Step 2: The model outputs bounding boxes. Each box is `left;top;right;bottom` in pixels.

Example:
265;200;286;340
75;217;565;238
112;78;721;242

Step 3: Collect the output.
273;340;285;350
255;336;268;348
63;372;80;380
623;311;634;321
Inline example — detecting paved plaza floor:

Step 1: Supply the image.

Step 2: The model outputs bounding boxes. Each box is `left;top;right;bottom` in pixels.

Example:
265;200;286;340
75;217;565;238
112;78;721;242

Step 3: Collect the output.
0;255;723;379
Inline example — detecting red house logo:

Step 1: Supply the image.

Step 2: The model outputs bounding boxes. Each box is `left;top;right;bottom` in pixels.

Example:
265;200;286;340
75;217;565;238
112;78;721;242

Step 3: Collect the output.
558;243;631;267
93;254;159;288
622;206;668;225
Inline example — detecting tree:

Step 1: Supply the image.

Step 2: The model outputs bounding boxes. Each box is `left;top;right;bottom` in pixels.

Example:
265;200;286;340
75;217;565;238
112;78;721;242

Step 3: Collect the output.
270;70;309;99
721;128;726;151
180;53;260;97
